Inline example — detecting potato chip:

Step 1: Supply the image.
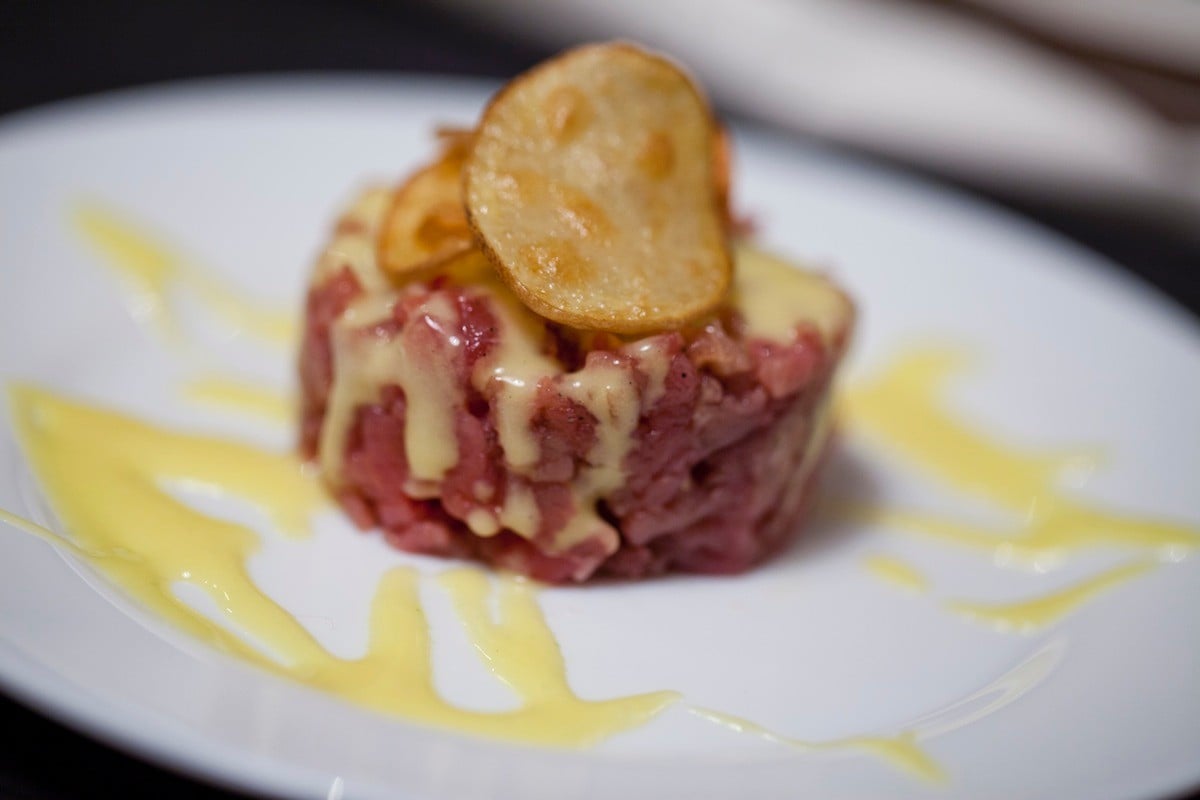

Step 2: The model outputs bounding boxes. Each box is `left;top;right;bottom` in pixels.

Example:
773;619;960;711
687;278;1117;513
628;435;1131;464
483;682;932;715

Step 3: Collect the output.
378;141;474;280
464;42;731;334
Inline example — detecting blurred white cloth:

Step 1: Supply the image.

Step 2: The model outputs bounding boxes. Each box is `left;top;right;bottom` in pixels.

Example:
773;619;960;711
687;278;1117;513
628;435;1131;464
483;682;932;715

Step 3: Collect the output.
443;0;1200;219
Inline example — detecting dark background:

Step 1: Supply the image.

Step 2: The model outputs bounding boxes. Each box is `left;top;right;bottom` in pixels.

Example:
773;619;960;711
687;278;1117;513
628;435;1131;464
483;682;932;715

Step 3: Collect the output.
1;1;1197;798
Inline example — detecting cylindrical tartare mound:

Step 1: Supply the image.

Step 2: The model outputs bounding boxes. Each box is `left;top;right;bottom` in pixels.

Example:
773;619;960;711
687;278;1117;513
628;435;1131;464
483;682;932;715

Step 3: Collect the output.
300;189;853;583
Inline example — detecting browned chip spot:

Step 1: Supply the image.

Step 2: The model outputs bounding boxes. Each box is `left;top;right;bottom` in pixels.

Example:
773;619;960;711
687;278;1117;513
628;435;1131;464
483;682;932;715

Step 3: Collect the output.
521;240;592;288
544;86;592;144
465;42;731;333
636;131;675;180
492;169;561;208
555;185;612;240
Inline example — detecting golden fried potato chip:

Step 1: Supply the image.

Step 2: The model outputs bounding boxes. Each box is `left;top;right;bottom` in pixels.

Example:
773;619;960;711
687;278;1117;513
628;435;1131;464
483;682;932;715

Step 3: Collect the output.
378;143;474;281
464;42;731;334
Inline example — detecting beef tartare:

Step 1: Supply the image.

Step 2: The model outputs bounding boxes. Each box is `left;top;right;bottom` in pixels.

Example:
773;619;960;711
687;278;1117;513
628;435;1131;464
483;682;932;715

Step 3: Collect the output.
299;43;854;582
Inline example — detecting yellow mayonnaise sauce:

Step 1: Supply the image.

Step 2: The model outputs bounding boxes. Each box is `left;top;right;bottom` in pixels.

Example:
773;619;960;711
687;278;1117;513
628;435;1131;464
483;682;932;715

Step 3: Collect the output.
182;377;294;423
688;707;946;783
842;348;1200;568
7;385;675;746
862;554;929;594
2;201;1191;784
74;203;296;346
731;246;852;344
945;560;1153;632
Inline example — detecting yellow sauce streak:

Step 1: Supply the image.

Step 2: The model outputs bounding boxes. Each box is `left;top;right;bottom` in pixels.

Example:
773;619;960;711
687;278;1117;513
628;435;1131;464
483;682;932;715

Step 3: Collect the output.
308;567;676;746
464;253;561;474
8;385;324;664
732;246;852;344
182;377;293;423
0;508;97;559
862;554;928;593
687;706;946;784
842;349;1200;564
322;292;462;484
73;204;296;345
6;385;674;746
554;364;640;552
435;569;678;743
946;561;1153;632
311;188;393;292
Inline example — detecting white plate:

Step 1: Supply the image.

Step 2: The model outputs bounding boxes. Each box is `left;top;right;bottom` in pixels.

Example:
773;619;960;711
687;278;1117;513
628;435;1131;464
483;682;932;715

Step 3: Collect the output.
1;77;1198;800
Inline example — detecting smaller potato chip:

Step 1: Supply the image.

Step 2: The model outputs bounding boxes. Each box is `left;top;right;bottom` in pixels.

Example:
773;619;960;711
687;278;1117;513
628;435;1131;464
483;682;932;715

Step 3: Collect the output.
464;42;732;334
378;141;474;281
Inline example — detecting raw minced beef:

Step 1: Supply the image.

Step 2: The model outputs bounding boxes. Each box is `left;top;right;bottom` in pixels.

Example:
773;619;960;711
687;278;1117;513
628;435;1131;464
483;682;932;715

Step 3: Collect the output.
299;193;852;583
